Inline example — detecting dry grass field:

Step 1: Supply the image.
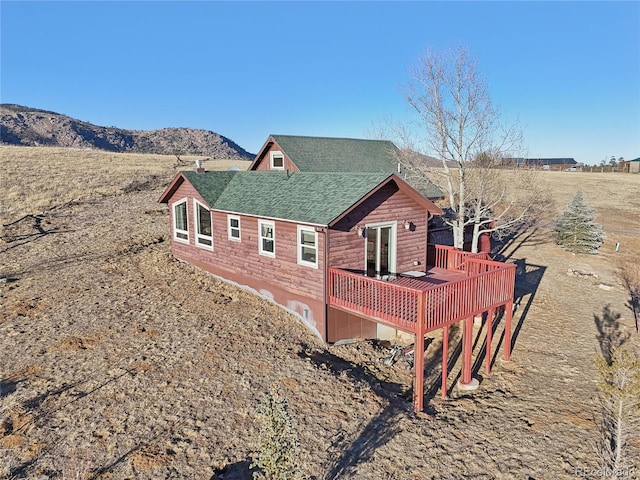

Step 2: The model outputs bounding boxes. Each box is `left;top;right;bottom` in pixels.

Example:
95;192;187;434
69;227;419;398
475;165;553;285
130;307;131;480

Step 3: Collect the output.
0;146;247;222
1;145;639;479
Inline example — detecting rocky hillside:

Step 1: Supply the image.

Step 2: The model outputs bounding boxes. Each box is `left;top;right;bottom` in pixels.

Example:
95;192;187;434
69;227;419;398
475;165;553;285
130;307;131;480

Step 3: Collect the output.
0;104;254;160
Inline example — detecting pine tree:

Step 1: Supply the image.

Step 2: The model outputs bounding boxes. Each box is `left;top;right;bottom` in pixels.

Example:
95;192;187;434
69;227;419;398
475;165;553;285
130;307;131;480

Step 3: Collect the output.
595;345;640;478
555;191;605;254
252;385;305;480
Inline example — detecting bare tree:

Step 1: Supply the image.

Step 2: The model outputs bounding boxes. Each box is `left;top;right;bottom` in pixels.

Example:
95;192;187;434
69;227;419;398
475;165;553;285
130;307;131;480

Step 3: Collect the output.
617;262;640;334
395;45;549;252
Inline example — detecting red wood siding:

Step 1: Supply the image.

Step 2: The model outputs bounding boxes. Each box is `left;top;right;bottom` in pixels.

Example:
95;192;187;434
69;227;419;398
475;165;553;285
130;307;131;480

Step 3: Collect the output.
327;308;377;343
166;180;327;339
329;183;428;273
252;142;299;172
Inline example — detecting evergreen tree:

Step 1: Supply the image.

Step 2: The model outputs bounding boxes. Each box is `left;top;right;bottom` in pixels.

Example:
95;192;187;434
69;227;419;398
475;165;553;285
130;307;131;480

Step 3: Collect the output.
595;345;640;478
252;385;305;480
555;191;605;254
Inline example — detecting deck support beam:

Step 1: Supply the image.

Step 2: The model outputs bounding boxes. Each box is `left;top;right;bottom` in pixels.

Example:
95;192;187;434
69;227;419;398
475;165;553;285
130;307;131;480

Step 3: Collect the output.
441;324;449;399
413;331;425;412
458;316;479;391
503;302;513;361
462;316;473;384
486;308;494;375
413;293;426;412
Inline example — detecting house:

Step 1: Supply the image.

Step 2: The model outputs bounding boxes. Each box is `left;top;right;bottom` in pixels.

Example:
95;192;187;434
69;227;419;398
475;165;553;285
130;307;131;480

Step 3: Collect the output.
622;157;640;173
249;135;444;200
159;160;516;411
159;168;442;343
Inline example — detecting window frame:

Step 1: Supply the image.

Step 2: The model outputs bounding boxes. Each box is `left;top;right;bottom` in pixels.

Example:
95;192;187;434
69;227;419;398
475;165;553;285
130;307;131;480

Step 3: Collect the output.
258;220;276;257
227;214;241;242
193;199;213;250
172;197;189;243
297;225;318;268
270;151;285;170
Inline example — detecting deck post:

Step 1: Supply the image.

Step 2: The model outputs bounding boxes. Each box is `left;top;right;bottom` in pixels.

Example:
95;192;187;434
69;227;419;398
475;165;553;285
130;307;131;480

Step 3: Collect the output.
414;331;425;412
457;316;479;391
485;308;493;375
441;324;449;399
413;293;426;412
503;302;513;361
462;316;473;384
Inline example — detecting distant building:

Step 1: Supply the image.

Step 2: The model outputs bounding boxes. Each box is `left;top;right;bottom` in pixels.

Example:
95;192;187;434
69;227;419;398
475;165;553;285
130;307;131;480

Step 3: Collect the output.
621;157;640;173
514;158;579;171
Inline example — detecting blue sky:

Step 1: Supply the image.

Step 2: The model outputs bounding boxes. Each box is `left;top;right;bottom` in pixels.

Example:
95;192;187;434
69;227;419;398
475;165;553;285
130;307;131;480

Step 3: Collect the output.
2;1;639;164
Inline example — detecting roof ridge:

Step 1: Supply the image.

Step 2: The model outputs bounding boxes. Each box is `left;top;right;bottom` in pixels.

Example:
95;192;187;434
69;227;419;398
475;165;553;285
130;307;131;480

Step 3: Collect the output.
239;170;391;175
271;134;394;143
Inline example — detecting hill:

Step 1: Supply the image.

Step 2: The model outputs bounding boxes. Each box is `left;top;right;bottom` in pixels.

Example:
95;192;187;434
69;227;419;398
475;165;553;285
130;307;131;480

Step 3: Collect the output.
0;104;254;160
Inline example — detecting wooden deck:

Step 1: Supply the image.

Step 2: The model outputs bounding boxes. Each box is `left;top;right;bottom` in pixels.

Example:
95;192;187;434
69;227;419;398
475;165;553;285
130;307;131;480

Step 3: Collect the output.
328;245;517;412
328;246;516;336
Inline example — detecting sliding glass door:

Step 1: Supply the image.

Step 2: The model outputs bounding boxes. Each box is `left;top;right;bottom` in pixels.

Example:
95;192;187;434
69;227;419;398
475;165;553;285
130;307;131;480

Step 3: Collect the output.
365;223;396;278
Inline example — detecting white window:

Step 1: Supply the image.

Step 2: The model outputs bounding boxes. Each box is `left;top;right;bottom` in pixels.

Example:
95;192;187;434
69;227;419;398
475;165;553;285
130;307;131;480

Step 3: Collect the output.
172;198;189;243
270;151;285;170
258;220;275;257
194;199;213;249
228;215;241;241
297;226;318;268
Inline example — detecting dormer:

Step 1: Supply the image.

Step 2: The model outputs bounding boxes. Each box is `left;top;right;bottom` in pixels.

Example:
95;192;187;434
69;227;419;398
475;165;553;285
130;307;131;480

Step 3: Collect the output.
249;136;299;172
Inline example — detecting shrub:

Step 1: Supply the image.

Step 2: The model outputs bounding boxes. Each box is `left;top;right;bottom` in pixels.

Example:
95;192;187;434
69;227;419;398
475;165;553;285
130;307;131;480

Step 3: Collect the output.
252;385;305;480
554;191;605;254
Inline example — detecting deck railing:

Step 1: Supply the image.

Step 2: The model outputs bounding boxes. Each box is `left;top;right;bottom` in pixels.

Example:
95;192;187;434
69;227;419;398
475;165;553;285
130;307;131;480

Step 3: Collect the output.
328;269;421;332
328;246;515;335
421;263;515;332
433;244;490;270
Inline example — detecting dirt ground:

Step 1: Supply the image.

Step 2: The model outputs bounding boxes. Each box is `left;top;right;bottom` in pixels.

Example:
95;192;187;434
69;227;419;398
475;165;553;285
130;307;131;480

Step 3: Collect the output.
1;147;639;479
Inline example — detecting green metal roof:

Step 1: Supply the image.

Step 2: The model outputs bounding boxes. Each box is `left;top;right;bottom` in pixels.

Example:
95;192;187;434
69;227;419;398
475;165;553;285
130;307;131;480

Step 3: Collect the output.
267;135;443;199
182;170;393;225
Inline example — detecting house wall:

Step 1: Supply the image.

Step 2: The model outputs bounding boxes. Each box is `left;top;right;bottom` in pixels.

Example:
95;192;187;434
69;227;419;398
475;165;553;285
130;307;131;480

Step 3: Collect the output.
327;309;377;343
252;142;299;172
166;180;327;339
329;182;428;273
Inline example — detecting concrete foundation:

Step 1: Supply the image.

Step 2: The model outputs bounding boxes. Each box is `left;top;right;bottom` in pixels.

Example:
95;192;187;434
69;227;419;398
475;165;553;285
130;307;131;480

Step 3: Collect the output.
457;378;480;391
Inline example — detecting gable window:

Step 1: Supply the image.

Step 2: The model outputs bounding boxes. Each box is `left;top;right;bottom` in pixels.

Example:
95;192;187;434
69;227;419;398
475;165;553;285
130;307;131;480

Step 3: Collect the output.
172;198;189;243
270;151;285;170
297;226;318;268
194;200;212;249
228;215;241;241
258;220;275;257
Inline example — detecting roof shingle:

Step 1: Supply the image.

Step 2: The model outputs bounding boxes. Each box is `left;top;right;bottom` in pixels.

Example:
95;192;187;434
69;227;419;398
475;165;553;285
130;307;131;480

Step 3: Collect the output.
271;135;399;173
266;135;443;199
182;170;393;225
